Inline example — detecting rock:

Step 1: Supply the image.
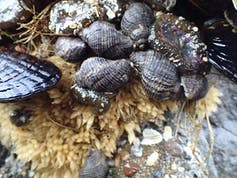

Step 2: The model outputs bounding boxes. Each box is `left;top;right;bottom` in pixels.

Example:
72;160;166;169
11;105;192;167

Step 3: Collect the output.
131;138;143;157
152;168;164;178
49;0;103;35
0;0;30;29
163;126;173;141
141;128;163;145
123;162;139;177
164;139;184;157
146;151;159;166
54;36;90;62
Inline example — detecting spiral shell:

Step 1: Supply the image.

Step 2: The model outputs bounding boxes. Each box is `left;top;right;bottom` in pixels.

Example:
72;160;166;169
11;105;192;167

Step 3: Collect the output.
149;12;210;75
121;2;155;50
76;57;133;92
181;75;208;100
81;21;133;59
79;149;109;178
54;37;90;63
131;50;181;100
72;85;110;115
0;49;61;102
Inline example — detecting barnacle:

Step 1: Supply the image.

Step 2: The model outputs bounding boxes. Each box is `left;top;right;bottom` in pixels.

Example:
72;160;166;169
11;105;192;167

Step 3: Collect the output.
0;55;222;178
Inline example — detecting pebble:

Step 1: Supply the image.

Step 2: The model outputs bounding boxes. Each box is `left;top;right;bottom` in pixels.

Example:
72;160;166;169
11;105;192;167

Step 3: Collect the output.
146;151;159;166
0;0;30;29
141;128;163;145
123;162;139;177
153;168;164;178
54;36;90;62
163;126;173;141
178;166;185;172
131;138;143;157
49;0;103;35
164;139;184;157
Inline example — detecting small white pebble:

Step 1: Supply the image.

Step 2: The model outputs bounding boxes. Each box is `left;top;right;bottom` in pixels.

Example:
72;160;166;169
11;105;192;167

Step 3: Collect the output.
171;163;177;170
178;167;185;172
146;151;159;166
170;175;177;178
163;126;173;141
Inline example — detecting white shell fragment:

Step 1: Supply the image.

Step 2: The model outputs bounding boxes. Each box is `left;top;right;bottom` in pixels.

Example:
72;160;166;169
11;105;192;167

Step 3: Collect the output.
141;128;163;145
163;126;173;141
146;151;159;166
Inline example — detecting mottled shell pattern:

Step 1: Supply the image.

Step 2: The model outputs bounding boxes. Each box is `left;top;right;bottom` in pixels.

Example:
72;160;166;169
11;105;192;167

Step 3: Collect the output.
149;12;210;75
76;57;133;92
81;21;133;59
121;2;155;50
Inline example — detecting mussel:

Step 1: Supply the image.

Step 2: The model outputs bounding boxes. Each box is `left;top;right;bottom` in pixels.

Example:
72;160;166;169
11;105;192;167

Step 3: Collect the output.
76;57;133;92
0;49;61;102
81;21;133;59
121;2;155;50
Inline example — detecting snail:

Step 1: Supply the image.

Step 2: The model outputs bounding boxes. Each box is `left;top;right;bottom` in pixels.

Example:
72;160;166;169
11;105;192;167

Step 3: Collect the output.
9;107;32;127
130;50;181;100
149;12;210;75
54;36;91;63
79;149;109;178
76;57;133;92
0;48;61;102
81;21;133;59
121;2;155;50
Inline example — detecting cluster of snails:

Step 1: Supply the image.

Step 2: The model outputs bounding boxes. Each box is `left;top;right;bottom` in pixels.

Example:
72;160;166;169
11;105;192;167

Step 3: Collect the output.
52;1;210;115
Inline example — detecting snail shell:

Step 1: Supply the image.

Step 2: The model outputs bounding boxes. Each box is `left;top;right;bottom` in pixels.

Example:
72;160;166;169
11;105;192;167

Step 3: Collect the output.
131;50;181;100
81;21;133;59
72;85;110;115
0;49;61;102
76;57;133;92
121;2;155;50
54;37;90;63
10;107;32;127
149;12;210;75
79;149;109;178
181;75;208;100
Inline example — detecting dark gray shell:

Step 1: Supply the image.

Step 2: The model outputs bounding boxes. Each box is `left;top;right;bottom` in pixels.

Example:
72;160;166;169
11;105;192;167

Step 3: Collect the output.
10;107;32;127
121;2;155;50
0;49;61;102
72;85;110;115
131;50;181;100
49;1;103;35
149;12;210;75
81;21;133;59
180;75;208;100
54;37;90;63
76;57;133;92
79;149;108;178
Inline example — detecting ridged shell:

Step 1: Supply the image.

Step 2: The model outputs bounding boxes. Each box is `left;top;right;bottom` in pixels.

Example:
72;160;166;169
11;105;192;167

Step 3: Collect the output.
81;21;133;59
181;75;208;100
0;49;61;102
79;149;109;178
149;12;210;75
121;2;155;50
72;85;110;115
131;50;181;100
76;57;133;92
54;37;90;63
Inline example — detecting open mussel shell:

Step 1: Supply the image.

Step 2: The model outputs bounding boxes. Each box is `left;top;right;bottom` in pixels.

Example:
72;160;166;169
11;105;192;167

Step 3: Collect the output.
79;149;108;178
76;57;133;93
131;50;181;100
181;75;208;100
0;49;61;102
121;2;155;50
81;21;133;59
150;12;210;75
203;19;237;83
